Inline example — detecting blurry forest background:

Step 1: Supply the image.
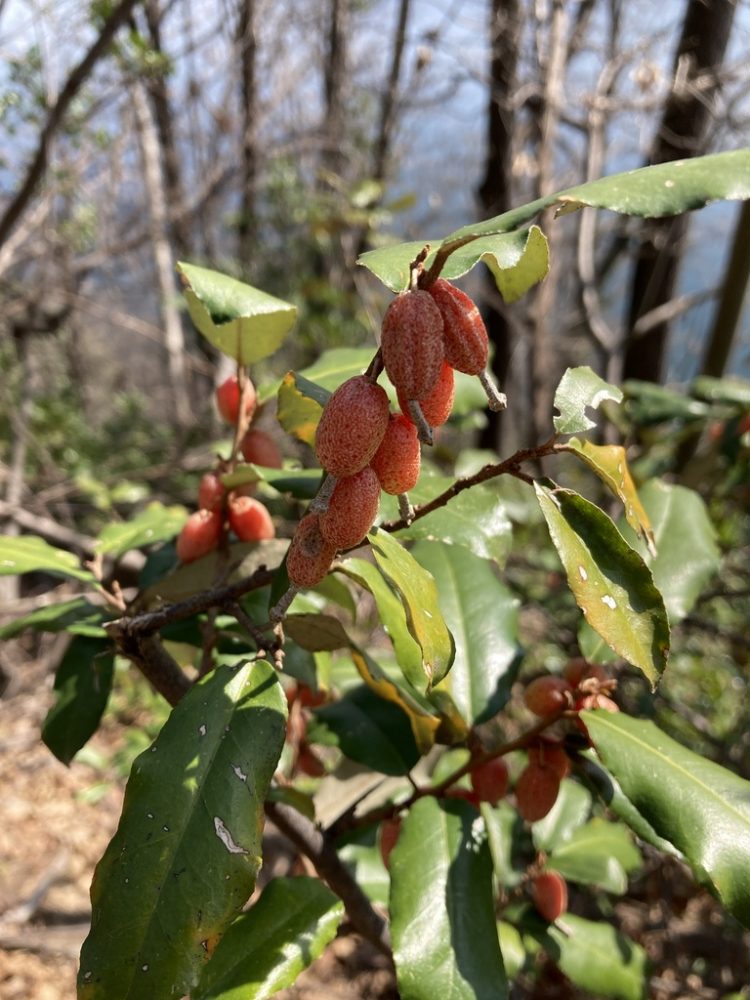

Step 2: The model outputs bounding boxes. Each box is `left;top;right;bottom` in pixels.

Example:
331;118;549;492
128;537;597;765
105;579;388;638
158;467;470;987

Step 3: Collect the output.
2;0;750;997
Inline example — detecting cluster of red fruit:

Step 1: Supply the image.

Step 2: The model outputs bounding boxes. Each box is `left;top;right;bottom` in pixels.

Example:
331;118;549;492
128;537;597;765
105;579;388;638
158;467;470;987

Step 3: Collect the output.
175;375;282;563
272;279;505;618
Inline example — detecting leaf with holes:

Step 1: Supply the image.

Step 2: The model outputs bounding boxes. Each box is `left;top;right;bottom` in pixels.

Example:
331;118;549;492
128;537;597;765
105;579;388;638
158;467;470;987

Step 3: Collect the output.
553;368;622;435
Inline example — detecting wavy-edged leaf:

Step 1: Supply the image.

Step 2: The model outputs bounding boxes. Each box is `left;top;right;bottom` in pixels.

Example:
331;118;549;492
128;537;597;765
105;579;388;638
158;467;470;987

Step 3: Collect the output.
42;636;114;765
368;527;454;691
617;480;720;622
0;597;108;640
412;541;521;725
0;535;95;583
276;372;330;445
311;684;419;775
553;367;622;435
77;659;287;999
193;877;343;1000
178;263;296;364
534;482;669;686
338;558;425;693
525;913;650;1000
390;796;507;1000
562;439;655;556
584;711;750;927
95;503;188;558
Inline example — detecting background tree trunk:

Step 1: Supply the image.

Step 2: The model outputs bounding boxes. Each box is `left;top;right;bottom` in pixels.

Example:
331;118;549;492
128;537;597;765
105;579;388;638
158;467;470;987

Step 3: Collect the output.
236;0;259;276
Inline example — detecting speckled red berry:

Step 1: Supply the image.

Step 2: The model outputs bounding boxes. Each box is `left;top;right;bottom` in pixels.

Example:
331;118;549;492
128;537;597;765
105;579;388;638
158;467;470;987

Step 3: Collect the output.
532;871;568;922
228;496;275;541
470;757;510;806
515;761;561;822
528;738;570;781
524;675;573;717
176;508;222;563
319;466;381;550
428;278;489;376
216;375;257;425
286;514;337;588
381;291;445;400
198;471;225;511
241;428;283;468
315;376;390;478
397;360;455;429
370;414;421;495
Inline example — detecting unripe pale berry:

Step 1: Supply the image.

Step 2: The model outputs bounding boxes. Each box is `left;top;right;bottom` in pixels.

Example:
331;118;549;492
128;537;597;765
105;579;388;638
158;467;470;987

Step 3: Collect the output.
428;278;489;376
216;375;257;426
241;428;283;468
315;375;390;478
286;514;337;588
370;414;421;495
198;471;226;511
380;817;402;871
524;675;573;717
515;761;561;822
381;290;445;400
562;657;607;689
528;737;570;781
319;466;381;550
470;757;510;806
397;360;455;429
532;871;568;922
228;495;275;541
176;508;222;563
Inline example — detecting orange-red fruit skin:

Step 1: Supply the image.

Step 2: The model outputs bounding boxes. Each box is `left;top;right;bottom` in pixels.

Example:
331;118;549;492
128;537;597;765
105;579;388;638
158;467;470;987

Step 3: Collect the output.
228;496;275;541
381;291;445;400
470;757;510;806
216;375;257;425
370;414;421;495
241;428;283;468
428;278;489;376
524;675;573;717
286;514;337;588
515;761;561;822
562;657;607;688
398;360;455;429
319;466;381;549
176;508;222;563
315;376;390;477
380;817;402;871
198;471;225;511
528;738;570;781
532;871;568;922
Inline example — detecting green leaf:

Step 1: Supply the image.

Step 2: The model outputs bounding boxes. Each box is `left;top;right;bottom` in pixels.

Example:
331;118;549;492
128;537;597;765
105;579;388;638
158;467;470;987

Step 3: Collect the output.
380;471;513;566
336;823;391;905
95;503;188;558
0;597;107;640
276;371;330;446
534;482;670;686
193;877;343;1000
390;797;507;1000
411;541;521;725
222;466;322;500
283;613;350;652
526;913;650;1000
0;535;95;583
583;711;750;928
692;375;750;407
562;439;655;556
297;347;377;391
311;684;420;775
178;263;296;364
544;819;635;894
617;480;720;622
496;922;526;980
531;779;591;854
482;801;526;890
338;558;426;694
41;636;114;766
623;380;710;425
553;367;622;435
77;659;287;999
368;527;454;691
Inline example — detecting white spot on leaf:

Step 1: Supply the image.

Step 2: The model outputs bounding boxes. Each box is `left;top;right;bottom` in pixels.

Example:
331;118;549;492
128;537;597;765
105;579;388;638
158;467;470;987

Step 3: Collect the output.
578;566;588;581
601;595;617;609
232;764;248;782
142;965;149;972
214;816;248;854
199;724;207;737
664;179;674;187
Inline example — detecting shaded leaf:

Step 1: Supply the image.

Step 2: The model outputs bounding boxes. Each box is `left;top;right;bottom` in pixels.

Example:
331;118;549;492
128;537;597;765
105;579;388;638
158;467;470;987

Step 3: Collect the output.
77;659;287;999
193;877;342;1000
42;636;114;765
0;597;108;640
95;503;188;558
412;541;521;725
222;466;322;500
623;380;710;425
0;535;95;583
482;801;526;890
584;711;750;927
178;263;296;364
692;375;750;407
337;823;391;906
553;367;622;435
265;786;316;821
390;797;507;1000
284;613;350;652
535;482;669;686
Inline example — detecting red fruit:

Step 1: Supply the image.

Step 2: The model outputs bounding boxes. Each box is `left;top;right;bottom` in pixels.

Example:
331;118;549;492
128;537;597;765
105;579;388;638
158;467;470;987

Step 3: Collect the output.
524;675;573;717
228;495;275;541
175;508;222;563
575;693;619;740
370;414;421;495
297;746;326;777
738;412;750;436
286;514;337;588
216;375;257;426
241;428;283;468
515;762;561;822
398;360;455;429
562;657;607;689
315;375;390;478
532;871;568;922
445;786;481;808
428;278;489;376
381;291;445;400
470;757;510;806
298;684;327;709
198;471;226;511
380;817;402;871
319;466;381;550
528;738;570;781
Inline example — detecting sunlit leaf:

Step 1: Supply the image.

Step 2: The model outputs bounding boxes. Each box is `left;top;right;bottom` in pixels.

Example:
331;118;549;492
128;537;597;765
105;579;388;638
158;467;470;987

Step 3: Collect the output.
553;367;622;435
0;535;95;583
276;372;330;446
95;503;188;558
